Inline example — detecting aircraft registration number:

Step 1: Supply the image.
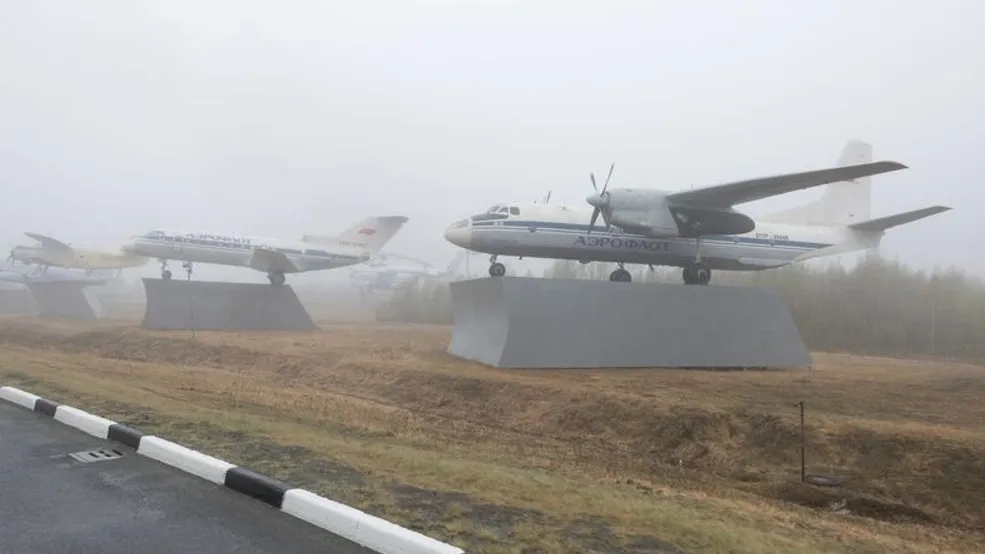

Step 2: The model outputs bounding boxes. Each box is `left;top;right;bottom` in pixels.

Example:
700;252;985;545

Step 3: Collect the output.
756;232;789;241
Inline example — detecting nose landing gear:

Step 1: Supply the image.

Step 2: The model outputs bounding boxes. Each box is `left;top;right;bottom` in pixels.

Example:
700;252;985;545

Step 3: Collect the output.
488;255;506;277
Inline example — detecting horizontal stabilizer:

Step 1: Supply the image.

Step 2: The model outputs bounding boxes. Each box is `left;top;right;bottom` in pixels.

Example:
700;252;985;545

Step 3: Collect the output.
847;205;952;232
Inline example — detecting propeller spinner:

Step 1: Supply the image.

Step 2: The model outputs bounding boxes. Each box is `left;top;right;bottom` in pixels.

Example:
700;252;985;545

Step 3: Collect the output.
586;162;615;234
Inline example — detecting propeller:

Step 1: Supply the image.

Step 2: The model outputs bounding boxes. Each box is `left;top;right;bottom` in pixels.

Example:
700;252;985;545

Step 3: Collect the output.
587;162;615;234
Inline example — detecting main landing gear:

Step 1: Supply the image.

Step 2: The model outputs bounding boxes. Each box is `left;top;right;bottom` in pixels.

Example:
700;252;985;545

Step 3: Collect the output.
488;255;506;277
682;235;712;285
159;260;194;281
609;263;631;282
682;263;711;285
157;259;287;285
159;259;173;280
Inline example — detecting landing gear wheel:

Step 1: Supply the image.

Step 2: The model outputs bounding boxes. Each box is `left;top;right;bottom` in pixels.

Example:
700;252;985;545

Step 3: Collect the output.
489;262;506;277
682;264;711;285
609;268;632;282
162;270;172;280
268;272;286;285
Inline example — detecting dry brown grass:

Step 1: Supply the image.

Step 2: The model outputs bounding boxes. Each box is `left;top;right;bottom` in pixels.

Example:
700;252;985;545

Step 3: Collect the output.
1;316;984;554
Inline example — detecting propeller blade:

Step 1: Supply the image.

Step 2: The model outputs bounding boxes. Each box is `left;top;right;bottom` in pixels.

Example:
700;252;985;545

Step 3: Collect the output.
588;208;600;234
600;204;612;230
600;162;615;195
590;172;598;193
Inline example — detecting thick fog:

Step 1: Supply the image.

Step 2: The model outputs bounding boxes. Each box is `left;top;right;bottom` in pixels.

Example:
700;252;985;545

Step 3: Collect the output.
1;1;982;281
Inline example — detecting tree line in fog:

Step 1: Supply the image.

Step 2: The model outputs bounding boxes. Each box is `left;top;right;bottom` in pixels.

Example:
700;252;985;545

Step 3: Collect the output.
378;254;985;362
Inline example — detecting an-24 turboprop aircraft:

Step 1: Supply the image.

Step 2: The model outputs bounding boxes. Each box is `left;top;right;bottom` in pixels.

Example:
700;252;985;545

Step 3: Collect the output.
122;216;409;285
443;141;952;285
6;232;149;276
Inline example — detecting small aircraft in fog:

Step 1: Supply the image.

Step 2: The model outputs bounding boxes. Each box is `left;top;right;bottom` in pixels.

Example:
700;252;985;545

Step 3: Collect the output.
349;250;469;293
6;232;148;276
122;216;410;285
444;141;952;285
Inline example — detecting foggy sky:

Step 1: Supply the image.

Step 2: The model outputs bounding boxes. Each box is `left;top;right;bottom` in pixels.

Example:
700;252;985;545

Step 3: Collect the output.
1;1;982;281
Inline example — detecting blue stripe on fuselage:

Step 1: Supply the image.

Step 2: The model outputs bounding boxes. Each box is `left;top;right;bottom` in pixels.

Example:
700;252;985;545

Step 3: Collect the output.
136;235;363;263
471;219;833;251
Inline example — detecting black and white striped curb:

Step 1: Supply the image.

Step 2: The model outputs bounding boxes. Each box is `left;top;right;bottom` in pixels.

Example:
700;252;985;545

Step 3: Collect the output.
0;386;466;554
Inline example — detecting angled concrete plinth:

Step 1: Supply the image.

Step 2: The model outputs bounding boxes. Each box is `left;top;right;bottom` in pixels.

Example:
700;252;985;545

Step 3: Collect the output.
141;278;317;331
25;282;103;320
447;277;812;369
0;288;37;316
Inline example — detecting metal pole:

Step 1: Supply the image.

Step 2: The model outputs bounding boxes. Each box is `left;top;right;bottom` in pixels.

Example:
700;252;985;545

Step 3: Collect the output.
798;400;806;483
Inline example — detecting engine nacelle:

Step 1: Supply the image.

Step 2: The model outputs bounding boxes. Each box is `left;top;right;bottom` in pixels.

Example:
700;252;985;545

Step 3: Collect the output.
602;189;756;238
604;189;680;237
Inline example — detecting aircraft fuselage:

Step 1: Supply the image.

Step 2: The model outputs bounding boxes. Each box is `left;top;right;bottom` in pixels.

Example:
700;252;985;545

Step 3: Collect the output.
126;230;370;274
444;203;861;275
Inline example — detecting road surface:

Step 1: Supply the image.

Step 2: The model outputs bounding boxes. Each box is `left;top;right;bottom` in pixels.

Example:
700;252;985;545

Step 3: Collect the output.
0;400;375;554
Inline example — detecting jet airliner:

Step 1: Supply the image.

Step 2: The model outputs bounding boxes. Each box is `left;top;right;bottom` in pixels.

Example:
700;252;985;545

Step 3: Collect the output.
123;216;409;285
443;141;951;285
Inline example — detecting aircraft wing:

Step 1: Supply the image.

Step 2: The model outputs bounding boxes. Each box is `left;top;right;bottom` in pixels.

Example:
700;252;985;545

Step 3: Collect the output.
247;247;301;274
665;161;907;208
24;232;73;252
737;257;791;269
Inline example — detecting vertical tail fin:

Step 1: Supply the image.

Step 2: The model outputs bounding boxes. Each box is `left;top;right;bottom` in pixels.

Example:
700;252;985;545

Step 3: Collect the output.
303;216;409;252
762;140;873;226
444;250;467;275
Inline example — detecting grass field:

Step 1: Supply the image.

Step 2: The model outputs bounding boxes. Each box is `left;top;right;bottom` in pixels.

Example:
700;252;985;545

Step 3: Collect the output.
1;316;984;553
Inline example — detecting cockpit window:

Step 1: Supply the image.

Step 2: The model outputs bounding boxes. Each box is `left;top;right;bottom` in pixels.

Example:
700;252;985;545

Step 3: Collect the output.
509;206;519;215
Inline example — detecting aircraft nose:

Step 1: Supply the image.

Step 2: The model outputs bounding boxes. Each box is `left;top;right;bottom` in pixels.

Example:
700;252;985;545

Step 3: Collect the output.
443;220;472;248
120;240;136;255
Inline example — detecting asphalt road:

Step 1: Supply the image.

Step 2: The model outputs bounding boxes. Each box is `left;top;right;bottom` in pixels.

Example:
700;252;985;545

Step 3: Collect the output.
0;401;376;554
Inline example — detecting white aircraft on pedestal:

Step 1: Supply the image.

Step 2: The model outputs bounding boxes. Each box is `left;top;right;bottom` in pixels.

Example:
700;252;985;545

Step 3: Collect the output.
122;216;409;285
443;141;952;285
